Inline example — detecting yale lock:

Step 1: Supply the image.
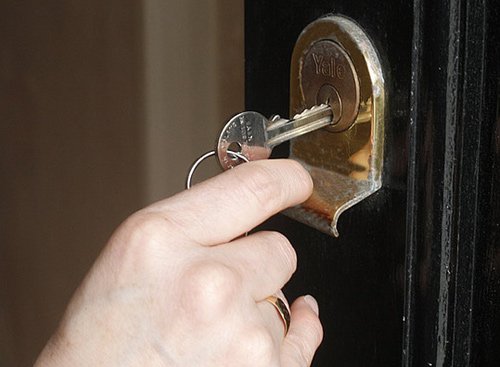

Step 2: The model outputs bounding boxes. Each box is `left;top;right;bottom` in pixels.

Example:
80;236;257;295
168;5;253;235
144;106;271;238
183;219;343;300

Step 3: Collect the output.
299;39;360;132
286;15;385;236
190;15;384;237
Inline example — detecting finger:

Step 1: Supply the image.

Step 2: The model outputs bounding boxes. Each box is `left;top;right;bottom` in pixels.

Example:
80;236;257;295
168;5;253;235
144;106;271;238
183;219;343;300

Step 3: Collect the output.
145;159;313;246
215;231;296;301
281;296;323;367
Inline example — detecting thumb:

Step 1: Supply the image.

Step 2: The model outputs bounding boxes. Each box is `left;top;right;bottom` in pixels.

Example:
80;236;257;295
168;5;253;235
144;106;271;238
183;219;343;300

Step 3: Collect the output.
280;295;323;367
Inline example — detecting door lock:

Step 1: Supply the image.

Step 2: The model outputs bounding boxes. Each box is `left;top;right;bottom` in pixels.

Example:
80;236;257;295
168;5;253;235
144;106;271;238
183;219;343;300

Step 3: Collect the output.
285;15;385;236
300;39;360;132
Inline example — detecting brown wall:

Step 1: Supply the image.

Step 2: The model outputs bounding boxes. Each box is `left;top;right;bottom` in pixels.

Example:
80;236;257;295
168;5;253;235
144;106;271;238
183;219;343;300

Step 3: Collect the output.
0;1;243;365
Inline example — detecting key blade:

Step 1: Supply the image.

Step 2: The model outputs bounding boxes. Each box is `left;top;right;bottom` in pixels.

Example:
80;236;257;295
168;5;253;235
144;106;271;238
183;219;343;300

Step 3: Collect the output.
291;104;332;126
265;115;291;132
266;104;333;148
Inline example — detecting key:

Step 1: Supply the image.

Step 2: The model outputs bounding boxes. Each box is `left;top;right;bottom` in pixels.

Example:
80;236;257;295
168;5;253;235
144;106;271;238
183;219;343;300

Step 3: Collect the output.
217;104;334;169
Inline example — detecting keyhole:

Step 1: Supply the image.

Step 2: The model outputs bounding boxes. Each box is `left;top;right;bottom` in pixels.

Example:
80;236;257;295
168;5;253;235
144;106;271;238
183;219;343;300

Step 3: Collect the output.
316;83;342;126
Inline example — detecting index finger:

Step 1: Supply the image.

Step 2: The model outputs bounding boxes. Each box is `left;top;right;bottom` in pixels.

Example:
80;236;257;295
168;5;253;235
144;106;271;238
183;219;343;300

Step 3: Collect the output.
145;159;313;246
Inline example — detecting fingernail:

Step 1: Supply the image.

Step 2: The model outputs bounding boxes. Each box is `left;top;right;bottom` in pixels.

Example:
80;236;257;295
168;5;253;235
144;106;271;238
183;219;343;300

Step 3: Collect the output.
304;295;319;316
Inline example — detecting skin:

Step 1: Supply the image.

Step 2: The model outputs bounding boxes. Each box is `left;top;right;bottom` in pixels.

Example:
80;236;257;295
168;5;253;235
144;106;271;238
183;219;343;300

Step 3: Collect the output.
35;159;323;367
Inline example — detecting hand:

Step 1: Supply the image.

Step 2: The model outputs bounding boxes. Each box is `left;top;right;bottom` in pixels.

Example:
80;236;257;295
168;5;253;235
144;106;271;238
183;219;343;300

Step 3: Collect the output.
35;159;323;367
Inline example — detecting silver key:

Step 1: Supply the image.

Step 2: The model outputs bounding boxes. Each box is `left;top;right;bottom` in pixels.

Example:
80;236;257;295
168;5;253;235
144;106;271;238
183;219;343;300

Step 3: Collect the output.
217;104;334;169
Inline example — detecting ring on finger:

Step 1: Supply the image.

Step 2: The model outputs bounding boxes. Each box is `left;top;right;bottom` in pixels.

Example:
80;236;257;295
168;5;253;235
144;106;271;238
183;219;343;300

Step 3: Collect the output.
265;295;291;335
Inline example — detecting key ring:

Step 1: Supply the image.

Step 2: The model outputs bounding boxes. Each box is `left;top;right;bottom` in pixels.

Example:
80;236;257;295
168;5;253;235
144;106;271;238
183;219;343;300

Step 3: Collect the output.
186;150;249;189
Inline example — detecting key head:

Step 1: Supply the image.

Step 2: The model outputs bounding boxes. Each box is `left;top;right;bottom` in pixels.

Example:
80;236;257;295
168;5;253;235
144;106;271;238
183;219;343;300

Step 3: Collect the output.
217;111;272;170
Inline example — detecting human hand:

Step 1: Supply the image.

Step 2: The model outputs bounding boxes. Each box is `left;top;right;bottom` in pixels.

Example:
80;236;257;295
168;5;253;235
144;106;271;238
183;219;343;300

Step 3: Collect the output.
35;159;323;366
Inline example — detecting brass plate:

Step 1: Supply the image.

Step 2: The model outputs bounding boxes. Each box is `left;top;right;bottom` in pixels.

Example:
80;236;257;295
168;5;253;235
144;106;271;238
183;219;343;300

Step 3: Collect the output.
286;15;385;237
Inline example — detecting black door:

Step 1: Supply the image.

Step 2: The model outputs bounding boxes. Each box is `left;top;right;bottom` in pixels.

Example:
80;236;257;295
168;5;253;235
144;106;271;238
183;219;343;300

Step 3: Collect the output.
246;1;500;366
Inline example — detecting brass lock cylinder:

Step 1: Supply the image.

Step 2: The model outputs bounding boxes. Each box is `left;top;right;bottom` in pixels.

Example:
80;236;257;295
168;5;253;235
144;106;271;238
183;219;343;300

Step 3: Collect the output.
300;39;360;132
287;15;385;237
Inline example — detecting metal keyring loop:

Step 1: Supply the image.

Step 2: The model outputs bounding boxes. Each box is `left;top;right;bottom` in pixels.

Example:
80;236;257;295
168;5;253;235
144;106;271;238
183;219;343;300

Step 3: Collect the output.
186;150;249;189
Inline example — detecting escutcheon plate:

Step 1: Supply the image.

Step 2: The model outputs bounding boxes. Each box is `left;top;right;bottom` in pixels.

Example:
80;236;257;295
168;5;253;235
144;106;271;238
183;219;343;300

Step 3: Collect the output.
286;15;385;237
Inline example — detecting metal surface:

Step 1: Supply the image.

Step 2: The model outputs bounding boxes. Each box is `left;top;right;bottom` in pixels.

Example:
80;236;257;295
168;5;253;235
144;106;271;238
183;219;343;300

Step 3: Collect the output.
301;40;359;131
217;104;333;170
217;111;270;169
186;150;249;189
267;104;333;147
287;15;385;237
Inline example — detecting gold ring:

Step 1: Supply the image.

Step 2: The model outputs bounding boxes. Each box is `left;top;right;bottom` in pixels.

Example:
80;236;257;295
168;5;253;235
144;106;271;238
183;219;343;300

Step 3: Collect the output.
265;295;291;335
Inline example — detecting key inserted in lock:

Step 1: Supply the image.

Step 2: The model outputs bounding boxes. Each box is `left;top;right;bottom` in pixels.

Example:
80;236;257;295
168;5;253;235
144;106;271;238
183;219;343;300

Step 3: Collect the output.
216;105;334;170
286;15;385;237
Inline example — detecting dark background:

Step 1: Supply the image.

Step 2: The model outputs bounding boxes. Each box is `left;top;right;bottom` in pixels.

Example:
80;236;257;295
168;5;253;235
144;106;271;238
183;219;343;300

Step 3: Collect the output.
246;0;500;366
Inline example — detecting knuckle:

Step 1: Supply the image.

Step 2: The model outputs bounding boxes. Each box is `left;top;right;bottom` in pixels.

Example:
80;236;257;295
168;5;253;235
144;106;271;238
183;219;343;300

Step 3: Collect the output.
303;313;324;347
236;325;275;365
287;159;314;190
124;212;166;242
285;333;314;366
107;212;170;269
267;231;297;273
181;261;242;322
286;315;323;365
238;164;286;213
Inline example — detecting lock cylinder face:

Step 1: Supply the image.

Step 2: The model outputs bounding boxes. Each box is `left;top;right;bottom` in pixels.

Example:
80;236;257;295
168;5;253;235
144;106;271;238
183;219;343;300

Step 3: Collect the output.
287;15;385;237
300;40;360;132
